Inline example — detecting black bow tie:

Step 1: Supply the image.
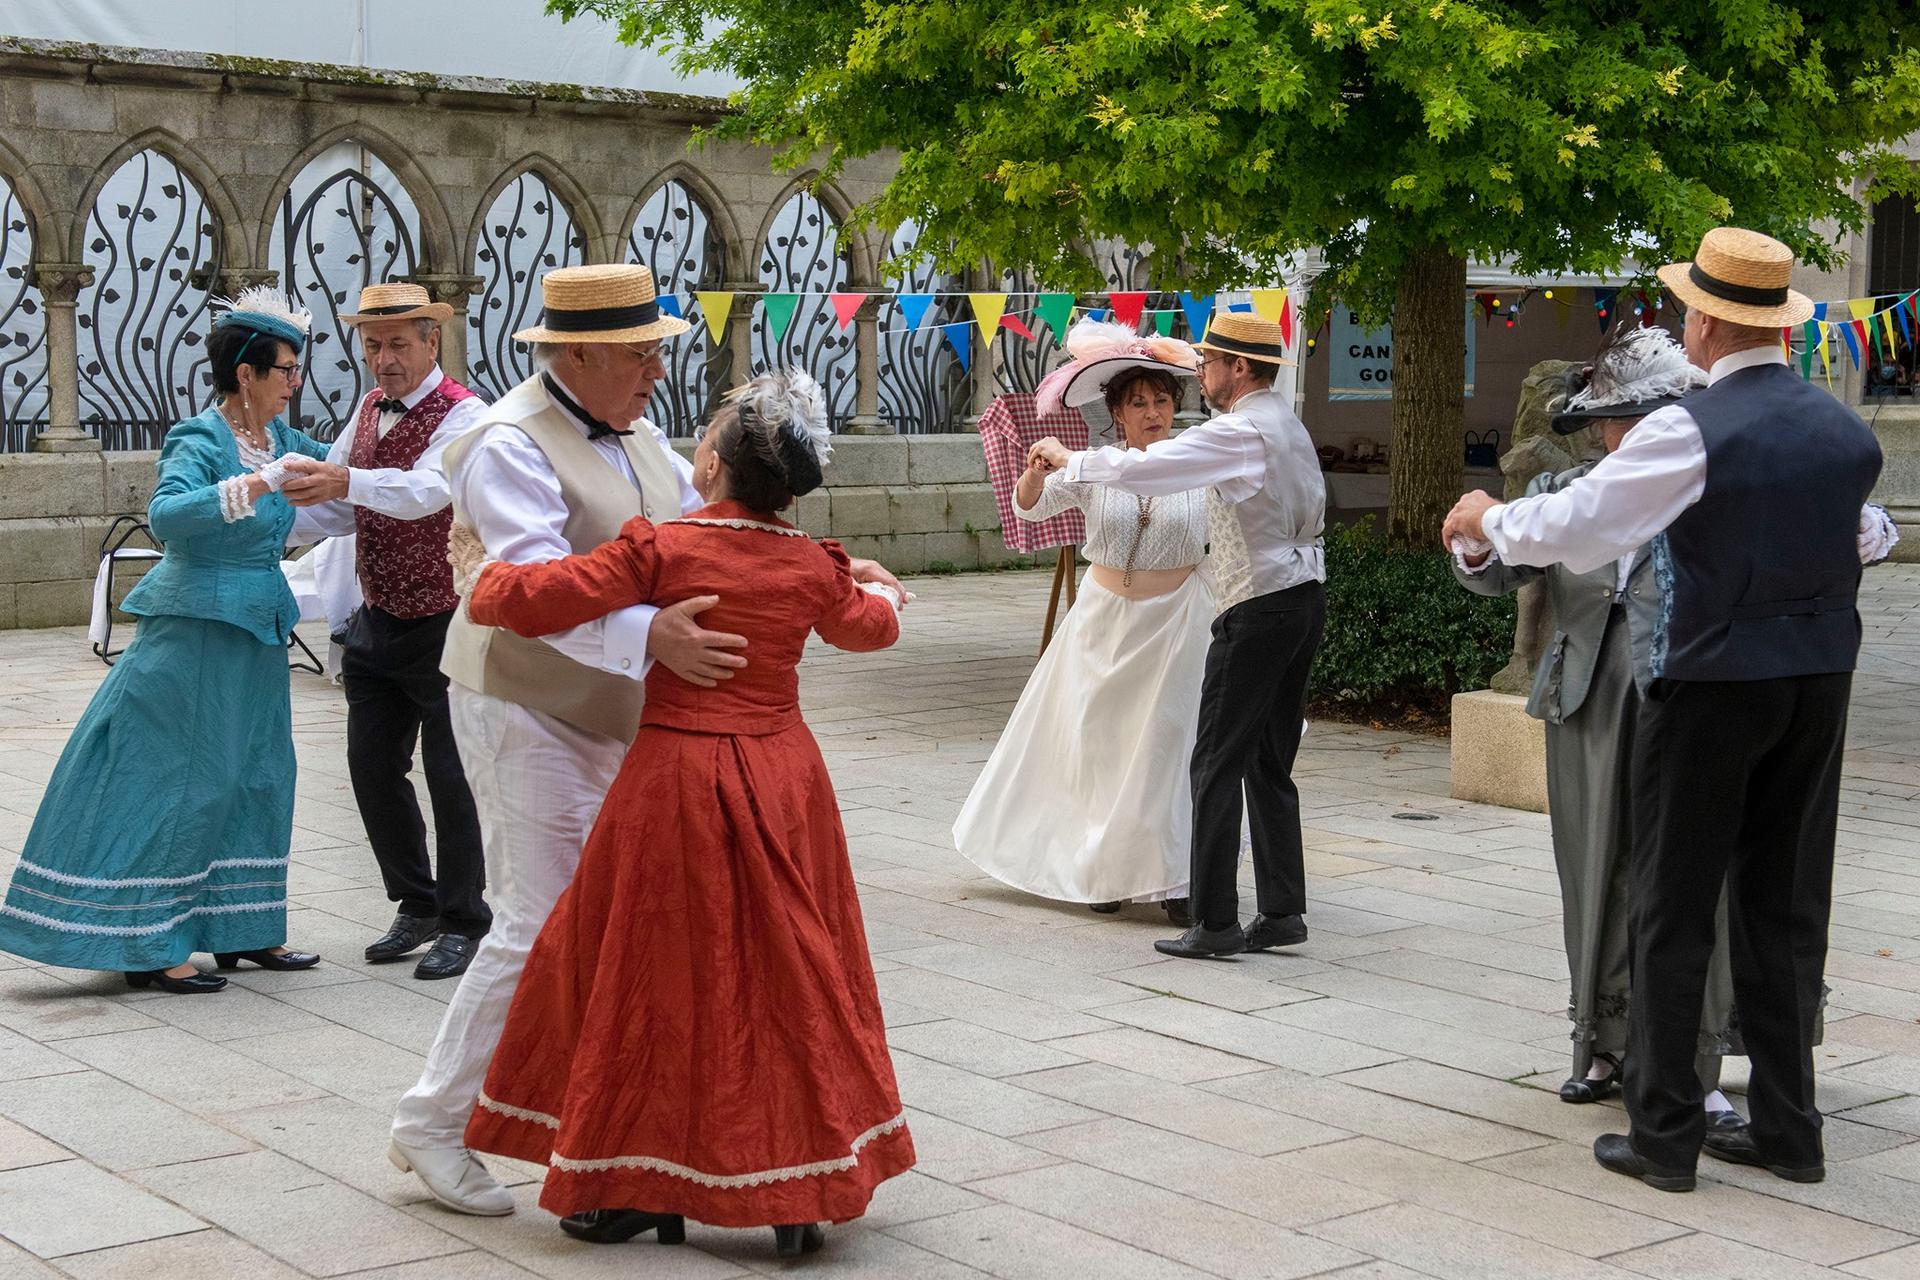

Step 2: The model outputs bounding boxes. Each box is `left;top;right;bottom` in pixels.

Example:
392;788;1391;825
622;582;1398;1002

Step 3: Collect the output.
373;397;408;414
541;372;632;440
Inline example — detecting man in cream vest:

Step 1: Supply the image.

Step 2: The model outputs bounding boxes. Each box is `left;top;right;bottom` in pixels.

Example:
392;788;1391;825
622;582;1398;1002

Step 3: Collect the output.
1030;313;1327;961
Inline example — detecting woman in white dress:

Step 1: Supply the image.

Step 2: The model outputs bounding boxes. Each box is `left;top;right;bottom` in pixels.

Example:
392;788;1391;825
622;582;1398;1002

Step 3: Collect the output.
954;321;1211;924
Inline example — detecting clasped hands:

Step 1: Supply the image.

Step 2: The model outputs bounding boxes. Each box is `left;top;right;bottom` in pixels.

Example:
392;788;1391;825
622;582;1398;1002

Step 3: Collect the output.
1440;490;1500;555
1025;437;1071;474
277;455;352;506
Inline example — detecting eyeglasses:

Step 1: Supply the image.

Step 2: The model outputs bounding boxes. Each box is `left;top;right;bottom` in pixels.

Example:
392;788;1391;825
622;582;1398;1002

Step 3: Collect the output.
267;362;301;379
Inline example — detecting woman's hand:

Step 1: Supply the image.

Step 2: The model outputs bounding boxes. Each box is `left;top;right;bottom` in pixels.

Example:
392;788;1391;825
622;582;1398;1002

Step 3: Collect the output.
244;473;274;504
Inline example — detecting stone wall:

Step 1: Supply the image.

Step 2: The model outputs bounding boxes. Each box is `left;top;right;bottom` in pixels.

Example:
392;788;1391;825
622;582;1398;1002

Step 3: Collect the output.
0;434;1035;629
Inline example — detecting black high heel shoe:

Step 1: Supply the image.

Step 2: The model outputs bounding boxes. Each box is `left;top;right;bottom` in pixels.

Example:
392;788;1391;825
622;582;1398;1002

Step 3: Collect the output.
1088;901;1123;915
559;1209;685;1245
773;1223;826;1257
1559;1051;1621;1104
125;969;227;994
214;948;321;972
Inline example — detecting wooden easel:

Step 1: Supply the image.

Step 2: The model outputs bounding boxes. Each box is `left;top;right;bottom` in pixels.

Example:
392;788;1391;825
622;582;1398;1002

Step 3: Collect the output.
1039;545;1079;655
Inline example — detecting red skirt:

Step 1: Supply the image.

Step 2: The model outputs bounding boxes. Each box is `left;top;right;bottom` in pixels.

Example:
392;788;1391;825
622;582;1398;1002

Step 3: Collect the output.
465;721;915;1226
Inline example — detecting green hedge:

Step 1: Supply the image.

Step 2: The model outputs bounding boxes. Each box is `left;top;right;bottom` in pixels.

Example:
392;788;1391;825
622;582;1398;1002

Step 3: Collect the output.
1308;517;1517;718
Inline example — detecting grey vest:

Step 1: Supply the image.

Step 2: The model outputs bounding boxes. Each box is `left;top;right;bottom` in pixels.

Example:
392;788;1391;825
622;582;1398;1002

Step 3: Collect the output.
1651;363;1881;682
1203;389;1326;609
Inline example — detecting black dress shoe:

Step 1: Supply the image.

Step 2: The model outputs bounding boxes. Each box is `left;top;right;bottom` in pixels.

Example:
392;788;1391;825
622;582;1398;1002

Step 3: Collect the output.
214;948;320;972
1153;922;1246;959
125;969;227;994
1705;1107;1748;1135
1703;1119;1825;1182
1559;1052;1621;1104
1243;913;1307;951
1593;1133;1695;1192
1162;898;1193;927
366;913;440;963
773;1222;826;1257
559;1209;685;1244
1088;901;1123;915
414;933;479;980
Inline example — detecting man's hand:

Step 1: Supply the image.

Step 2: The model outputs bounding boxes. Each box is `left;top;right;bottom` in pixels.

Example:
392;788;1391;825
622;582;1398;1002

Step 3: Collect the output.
847;557;907;606
645;595;748;688
1440;490;1500;551
1026;437;1071;471
279;456;351;506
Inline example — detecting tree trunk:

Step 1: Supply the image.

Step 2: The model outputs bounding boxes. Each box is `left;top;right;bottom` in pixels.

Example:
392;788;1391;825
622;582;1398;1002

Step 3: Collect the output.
1386;246;1468;550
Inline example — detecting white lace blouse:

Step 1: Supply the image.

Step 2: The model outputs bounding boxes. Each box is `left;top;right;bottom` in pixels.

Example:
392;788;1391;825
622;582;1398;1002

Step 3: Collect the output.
1017;473;1208;571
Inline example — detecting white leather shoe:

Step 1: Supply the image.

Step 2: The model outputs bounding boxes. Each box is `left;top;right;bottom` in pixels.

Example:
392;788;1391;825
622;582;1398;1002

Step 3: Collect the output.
389;1140;516;1216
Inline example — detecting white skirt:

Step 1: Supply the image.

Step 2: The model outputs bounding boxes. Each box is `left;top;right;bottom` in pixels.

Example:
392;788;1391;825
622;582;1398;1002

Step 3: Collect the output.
954;570;1212;904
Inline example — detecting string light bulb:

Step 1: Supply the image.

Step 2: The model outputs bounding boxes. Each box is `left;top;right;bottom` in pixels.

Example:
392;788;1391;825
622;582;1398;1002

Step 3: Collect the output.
1544;289;1555;300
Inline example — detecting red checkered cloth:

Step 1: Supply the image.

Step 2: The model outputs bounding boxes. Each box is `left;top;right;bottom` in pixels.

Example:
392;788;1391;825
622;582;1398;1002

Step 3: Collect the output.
978;393;1091;553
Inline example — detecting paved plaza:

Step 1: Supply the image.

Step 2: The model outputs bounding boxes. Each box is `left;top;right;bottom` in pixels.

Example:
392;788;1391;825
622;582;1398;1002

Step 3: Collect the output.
0;565;1915;1279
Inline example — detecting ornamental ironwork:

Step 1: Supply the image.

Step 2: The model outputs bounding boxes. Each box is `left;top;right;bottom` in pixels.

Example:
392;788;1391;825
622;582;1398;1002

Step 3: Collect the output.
994;267;1058;397
752;192;854;427
467;172;586;401
0;182;47;452
75;150;220;450
626;179;727;437
877;221;965;433
273;145;421;439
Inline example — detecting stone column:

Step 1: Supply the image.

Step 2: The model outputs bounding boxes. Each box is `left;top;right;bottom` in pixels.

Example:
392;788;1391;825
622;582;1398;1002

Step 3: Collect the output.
845;297;889;435
27;263;97;453
961;271;1000;433
724;284;764;391
410;273;484;382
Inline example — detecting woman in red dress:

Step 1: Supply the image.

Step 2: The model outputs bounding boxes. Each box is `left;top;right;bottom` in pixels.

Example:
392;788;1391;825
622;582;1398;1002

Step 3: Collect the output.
459;371;914;1258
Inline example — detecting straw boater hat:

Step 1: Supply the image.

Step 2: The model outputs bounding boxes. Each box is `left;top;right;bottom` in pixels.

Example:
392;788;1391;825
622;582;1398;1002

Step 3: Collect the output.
1654;227;1815;328
1194;311;1294;367
512;263;691;344
1551;326;1706;435
1034;317;1198;416
340;281;453;326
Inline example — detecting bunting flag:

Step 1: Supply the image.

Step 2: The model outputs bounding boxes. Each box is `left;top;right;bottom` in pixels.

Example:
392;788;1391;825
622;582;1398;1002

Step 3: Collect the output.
1838;318;1862;368
1473;291;1500;322
1227;300;1253;313
1153;310;1175;337
896;293;936;330
829;292;864;331
1249;288;1288;326
1108;292;1148;329
1801;321;1818;380
656;295;683;319
1179;290;1214;341
695;290;734;344
1034;293;1075;346
1279;294;1294;346
941;322;971;373
762;293;800;343
999;313;1036;341
968;293;1009;342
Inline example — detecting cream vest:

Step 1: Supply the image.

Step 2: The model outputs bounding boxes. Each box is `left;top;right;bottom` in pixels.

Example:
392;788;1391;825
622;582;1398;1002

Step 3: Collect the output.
1202;389;1327;610
439;374;685;743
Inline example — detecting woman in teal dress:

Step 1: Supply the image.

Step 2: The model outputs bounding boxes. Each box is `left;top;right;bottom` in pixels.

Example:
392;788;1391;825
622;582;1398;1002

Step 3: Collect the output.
0;289;330;993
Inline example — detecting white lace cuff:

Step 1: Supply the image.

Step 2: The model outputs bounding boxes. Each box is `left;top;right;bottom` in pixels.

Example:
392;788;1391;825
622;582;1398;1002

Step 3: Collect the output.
857;580;906;611
218;474;258;523
253;452;308;493
1860;503;1901;566
1450;536;1494;574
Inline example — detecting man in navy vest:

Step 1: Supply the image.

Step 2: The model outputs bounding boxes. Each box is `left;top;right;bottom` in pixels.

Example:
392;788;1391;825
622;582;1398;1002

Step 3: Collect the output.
1444;228;1884;1192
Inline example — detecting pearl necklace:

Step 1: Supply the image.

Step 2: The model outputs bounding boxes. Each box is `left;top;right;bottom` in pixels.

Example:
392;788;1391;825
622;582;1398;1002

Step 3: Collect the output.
219;404;273;470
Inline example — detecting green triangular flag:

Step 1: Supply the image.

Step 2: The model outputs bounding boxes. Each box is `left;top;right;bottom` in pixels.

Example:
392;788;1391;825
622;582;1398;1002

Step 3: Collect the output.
1801;321;1817;379
1033;293;1075;347
763;293;800;342
1153;309;1175;337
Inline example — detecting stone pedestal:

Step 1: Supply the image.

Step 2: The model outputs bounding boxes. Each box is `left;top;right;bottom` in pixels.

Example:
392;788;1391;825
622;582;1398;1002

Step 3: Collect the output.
1449;689;1548;813
845;303;890;434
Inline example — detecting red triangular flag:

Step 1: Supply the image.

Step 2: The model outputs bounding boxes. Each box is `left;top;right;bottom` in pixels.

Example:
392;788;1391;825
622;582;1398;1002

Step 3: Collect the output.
1109;292;1148;329
1279;295;1294;346
998;313;1036;341
829;292;865;331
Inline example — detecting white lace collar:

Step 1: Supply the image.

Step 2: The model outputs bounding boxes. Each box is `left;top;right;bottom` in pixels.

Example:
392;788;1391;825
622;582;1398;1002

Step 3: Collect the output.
665;516;808;538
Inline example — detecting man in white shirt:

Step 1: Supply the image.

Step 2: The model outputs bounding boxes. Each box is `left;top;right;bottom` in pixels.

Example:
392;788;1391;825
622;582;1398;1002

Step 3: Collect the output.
1443;228;1884;1193
1030;312;1327;961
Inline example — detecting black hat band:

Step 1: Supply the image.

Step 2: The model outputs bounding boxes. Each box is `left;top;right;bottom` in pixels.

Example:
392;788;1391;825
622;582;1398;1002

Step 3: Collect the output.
541;299;660;332
1688;264;1788;308
1202;331;1287;360
358;302;432;315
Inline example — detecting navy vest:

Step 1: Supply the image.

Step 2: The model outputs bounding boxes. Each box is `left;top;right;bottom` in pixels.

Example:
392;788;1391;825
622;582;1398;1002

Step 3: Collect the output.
1651;362;1881;682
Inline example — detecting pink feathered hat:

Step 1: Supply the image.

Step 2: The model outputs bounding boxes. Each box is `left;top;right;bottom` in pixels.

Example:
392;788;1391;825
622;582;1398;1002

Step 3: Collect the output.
1033;317;1199;418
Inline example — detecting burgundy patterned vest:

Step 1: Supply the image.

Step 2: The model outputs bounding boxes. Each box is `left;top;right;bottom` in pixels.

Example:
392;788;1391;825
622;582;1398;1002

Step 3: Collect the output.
349;375;476;618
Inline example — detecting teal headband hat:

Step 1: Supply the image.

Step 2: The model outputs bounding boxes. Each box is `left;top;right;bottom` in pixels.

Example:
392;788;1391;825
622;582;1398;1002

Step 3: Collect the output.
212;285;313;363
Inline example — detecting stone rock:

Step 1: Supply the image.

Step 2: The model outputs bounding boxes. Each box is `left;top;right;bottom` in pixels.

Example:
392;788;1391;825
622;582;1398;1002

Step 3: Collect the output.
1488;359;1587;695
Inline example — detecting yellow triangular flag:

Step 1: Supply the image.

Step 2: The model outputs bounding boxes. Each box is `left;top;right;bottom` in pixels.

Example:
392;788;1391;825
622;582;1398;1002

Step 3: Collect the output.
1847;297;1874;322
968;293;1009;342
695;291;735;345
1819;325;1832;389
1249;288;1288;325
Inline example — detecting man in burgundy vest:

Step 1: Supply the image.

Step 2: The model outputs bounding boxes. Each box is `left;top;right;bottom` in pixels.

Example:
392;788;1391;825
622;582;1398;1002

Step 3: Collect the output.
283;283;490;981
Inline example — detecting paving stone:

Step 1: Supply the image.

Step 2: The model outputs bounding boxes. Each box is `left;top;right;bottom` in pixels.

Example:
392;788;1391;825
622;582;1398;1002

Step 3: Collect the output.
51;1230;307;1279
0;1117;63;1171
888;1203;1219;1280
859;1168;994;1229
224;1024;426;1111
897;1110;1063;1185
1256;993;1563;1081
0;1070;255;1172
53;1026;330;1115
1608;1231;1854;1280
893;942;1149;1010
1015;1062;1349;1156
891;1050;1102;1137
0;968;163;1043
0;1160;204;1259
1333;1058;1617;1145
1307;1201;1649;1280
0;1028;79;1086
1845;1243;1920;1279
887;1018;1086;1079
1100;995;1402;1076
1206;1068;1551;1162
1104;957;1322;1013
1044;1027;1269;1084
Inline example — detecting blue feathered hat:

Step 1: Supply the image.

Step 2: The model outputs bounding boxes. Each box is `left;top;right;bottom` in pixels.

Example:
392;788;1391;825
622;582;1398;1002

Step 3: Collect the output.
212;285;313;359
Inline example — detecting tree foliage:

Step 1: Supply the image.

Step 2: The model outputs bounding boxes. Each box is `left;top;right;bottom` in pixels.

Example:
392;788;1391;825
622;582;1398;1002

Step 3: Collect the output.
559;0;1920;321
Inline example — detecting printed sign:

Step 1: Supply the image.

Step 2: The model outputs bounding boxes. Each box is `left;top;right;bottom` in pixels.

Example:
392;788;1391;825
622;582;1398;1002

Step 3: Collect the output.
1327;303;1477;401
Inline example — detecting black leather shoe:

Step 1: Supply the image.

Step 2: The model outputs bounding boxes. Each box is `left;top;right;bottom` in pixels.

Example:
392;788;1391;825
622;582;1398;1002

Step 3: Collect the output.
1088;901;1123;915
125;969;227;994
1702;1119;1825;1182
773;1223;826;1257
1559;1052;1621;1104
1705;1107;1748;1135
1243;913;1307;951
414;933;479;980
1153;922;1246;959
366;913;440;963
1593;1133;1695;1192
1162;898;1193;927
214;948;320;972
559;1209;685;1244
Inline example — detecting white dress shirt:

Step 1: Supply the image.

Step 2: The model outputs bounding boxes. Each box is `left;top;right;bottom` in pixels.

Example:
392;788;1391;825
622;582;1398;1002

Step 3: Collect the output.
1063;407;1267;501
289;364;488;539
452;373;701;680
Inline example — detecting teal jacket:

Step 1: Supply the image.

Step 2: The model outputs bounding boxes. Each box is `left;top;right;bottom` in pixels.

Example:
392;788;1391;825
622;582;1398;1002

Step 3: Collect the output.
119;408;331;645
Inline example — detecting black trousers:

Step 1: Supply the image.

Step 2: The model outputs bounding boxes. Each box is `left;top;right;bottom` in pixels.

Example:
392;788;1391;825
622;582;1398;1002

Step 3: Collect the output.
342;604;490;937
1624;672;1851;1170
1188;581;1326;930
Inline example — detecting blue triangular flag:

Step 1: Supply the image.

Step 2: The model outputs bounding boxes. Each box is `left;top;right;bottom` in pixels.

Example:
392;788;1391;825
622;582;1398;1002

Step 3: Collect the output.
1812;302;1828;322
656;295;683;319
1227;300;1253;313
942;322;971;373
898;294;936;330
1178;291;1215;341
1837;319;1861;368
1087;309;1109;324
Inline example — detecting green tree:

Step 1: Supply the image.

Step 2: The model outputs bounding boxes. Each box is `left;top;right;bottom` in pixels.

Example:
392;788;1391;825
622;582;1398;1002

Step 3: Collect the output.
560;0;1920;547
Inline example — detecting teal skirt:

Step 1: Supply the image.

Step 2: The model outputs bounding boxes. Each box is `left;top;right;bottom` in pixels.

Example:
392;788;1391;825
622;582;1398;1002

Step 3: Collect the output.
0;614;294;972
